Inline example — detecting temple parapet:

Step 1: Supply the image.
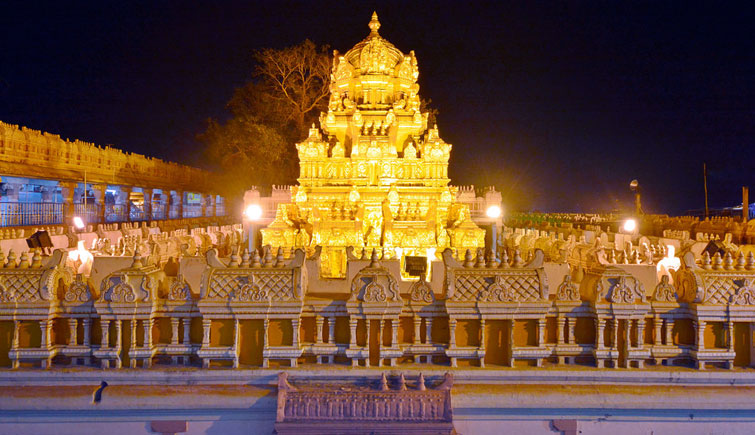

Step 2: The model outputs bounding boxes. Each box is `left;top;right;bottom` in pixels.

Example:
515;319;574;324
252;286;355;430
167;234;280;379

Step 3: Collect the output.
676;251;755;369
442;248;551;367
197;248;307;368
0;249;72;368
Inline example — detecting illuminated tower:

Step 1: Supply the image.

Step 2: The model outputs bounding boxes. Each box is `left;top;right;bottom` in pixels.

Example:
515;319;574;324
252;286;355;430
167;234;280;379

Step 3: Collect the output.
262;12;484;277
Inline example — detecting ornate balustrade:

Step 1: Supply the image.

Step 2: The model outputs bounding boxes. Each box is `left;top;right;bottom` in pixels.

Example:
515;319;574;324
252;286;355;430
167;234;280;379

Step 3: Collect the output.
0;246;753;371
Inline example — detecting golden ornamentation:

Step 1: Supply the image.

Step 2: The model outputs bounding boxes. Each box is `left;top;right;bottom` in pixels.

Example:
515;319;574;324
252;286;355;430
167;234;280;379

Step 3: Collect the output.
261;12;484;278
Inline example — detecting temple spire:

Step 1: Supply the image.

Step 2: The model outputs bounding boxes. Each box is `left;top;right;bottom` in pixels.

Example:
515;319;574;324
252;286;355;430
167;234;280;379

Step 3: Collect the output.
369;11;381;35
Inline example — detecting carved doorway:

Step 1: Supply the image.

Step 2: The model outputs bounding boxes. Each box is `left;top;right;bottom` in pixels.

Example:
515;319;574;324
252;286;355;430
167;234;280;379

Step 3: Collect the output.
484;320;508;366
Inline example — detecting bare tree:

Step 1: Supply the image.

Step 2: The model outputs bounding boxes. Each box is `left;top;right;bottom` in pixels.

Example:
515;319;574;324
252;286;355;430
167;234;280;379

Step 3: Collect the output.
253;39;331;136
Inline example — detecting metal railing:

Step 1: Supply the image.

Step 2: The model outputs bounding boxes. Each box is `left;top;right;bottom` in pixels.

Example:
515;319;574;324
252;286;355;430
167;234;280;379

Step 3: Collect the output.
183;204;202;218
73;203;101;224
152;203;167;220
105;204;129;223
0;202;63;227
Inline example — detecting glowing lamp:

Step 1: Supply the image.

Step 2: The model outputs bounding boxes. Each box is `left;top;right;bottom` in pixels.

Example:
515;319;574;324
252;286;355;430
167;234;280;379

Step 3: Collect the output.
486;205;502;219
244;204;263;221
622;219;637;233
72;216;86;230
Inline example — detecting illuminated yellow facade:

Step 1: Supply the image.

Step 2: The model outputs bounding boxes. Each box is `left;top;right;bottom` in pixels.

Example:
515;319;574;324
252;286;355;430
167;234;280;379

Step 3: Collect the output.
262;12;484;277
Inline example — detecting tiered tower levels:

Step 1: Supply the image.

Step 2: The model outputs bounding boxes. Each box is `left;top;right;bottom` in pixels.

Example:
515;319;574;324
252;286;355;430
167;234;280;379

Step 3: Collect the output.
262;13;484;278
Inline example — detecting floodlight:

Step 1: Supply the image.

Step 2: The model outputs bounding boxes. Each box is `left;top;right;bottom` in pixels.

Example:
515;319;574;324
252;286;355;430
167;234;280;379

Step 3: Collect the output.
244;204;263;221
486;205;502;219
73;216;86;230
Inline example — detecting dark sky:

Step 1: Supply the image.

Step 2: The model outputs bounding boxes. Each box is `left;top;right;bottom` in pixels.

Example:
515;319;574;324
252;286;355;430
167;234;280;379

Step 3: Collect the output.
1;1;753;214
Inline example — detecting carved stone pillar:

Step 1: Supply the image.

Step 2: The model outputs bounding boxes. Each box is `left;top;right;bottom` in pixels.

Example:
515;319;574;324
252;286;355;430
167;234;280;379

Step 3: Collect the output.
479;319;487;348
695;320;706;349
201;194;208;218
349;318;357;347
413;316;421;344
508;319;515;367
262;318;270;368
426;317;433;344
538;319;546;347
596;318;606;350
130;320;138;368
115;320;123;369
233;319;240;368
448;319;457;347
12;320;20;349
665;319;674;346
93;184;107;224
612;319;619;351
176;191;184;219
40;319;52;349
316;316;324;344
377;319;384;366
391;319;398;346
654;316;662;345
208;194;217;217
557;316;565;344
120;186;133;221
101;320;110;349
202;319;211;346
182;318;191;344
142;188;153;221
637;319;645;349
292;318;300;347
68;318;78;346
624;319;631;366
59;181;77;225
567;318;576;345
171;318;180;345
727;320;735;352
328;316;335;344
83;318;91;346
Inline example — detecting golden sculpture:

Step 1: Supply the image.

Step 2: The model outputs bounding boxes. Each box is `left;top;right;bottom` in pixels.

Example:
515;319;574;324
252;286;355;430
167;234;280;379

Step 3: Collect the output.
262;12;484;278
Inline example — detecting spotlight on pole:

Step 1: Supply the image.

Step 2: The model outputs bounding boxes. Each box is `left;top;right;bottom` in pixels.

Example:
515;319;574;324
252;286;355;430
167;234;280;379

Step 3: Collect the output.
72;216;86;231
486;205;502;219
244;204;263;253
622;218;637;233
244;204;263;221
486;205;503;260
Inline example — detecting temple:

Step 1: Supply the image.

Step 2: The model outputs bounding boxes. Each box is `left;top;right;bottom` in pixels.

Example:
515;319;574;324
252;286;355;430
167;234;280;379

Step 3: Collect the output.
261;12;484;279
1;11;755;435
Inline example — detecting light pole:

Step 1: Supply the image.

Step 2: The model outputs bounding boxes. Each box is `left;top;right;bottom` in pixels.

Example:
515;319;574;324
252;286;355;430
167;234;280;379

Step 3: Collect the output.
630;179;642;215
486;205;502;260
244;204;262;254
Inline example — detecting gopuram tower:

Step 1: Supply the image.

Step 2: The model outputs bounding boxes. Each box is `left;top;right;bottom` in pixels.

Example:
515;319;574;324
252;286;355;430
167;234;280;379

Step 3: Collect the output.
262;12;484;278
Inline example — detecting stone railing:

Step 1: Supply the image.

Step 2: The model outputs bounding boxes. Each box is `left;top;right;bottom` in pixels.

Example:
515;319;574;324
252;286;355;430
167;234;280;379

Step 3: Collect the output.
0;246;753;371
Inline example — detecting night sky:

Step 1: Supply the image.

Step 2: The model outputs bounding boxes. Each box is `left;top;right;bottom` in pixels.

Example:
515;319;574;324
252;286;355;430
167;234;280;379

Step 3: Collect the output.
1;1;753;214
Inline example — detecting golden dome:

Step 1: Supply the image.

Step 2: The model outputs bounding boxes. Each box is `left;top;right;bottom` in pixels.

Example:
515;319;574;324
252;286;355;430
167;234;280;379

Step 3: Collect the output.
343;12;404;75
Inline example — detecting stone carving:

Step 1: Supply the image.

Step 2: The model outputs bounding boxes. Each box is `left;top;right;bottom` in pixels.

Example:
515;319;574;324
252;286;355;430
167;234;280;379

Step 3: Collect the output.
608;276;643;304
362;280;387;303
275;372;455;433
106;281;136;303
731;278;755;305
556;275;580;302
409;279;435;303
64;274;92;303
479;275;517;302
167;275;191;301
653;275;678;302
